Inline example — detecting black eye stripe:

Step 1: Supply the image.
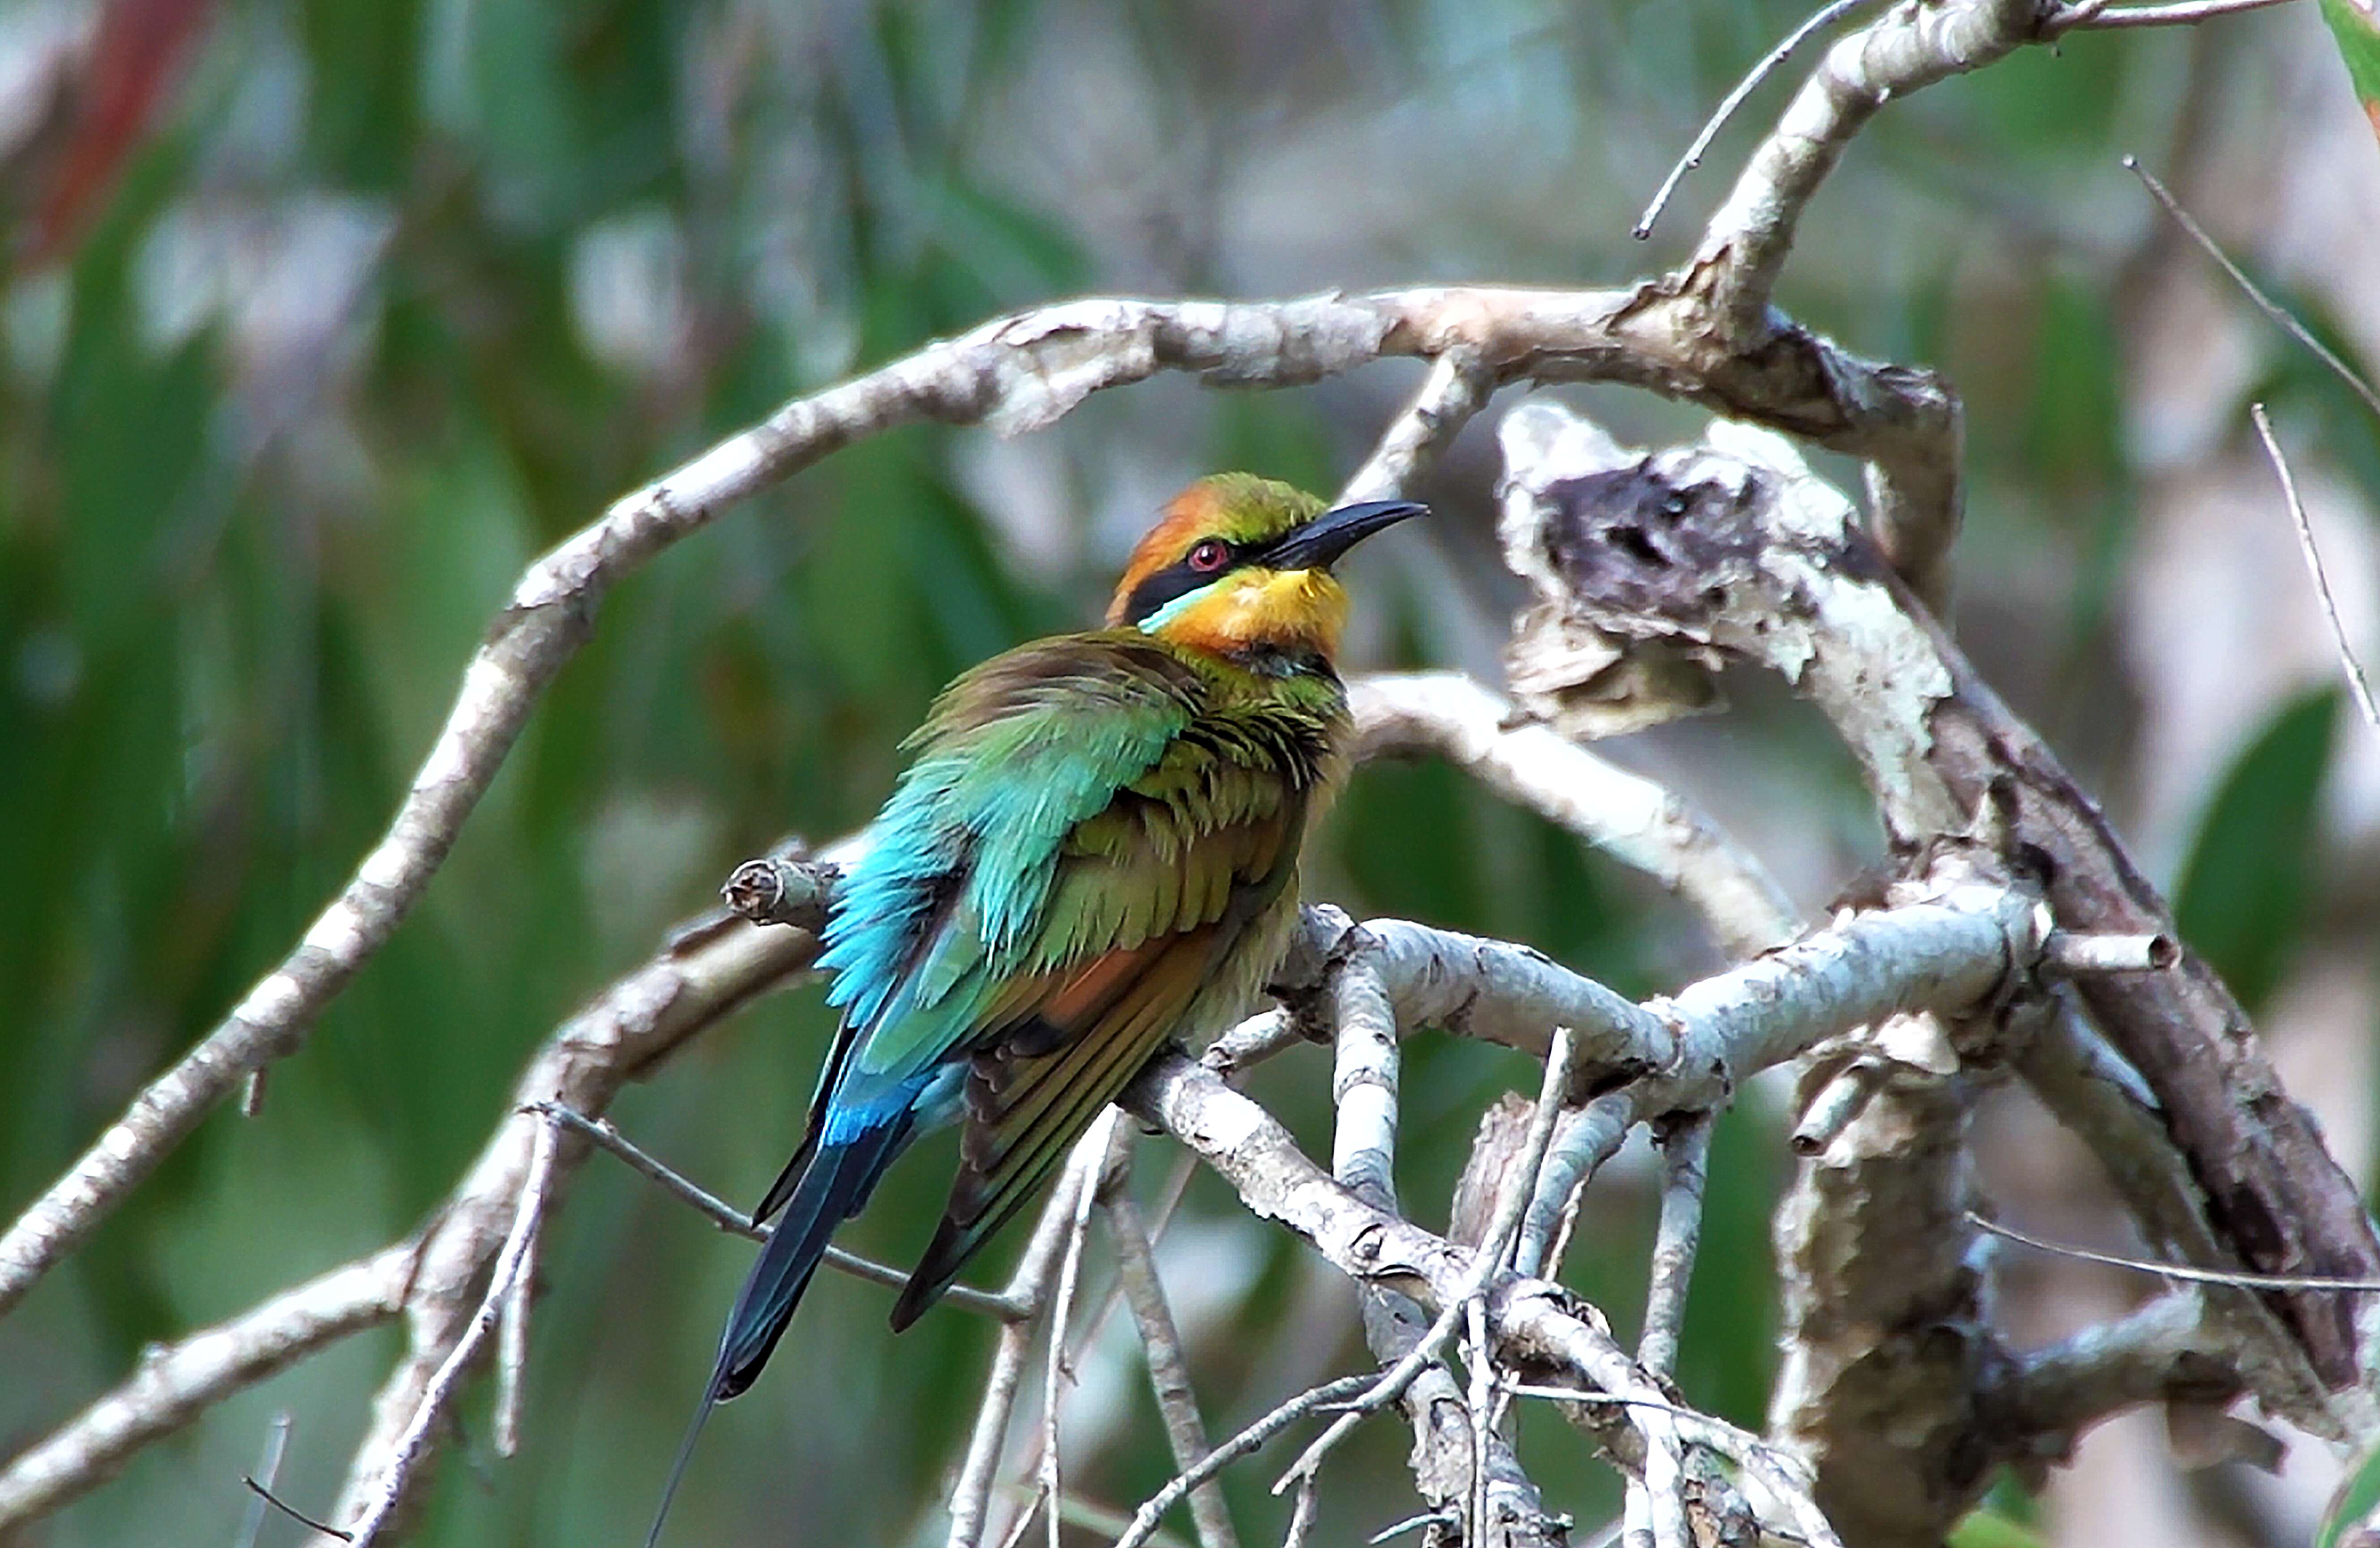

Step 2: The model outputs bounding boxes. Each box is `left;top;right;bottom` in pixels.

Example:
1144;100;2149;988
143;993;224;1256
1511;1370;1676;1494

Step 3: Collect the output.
1121;540;1257;625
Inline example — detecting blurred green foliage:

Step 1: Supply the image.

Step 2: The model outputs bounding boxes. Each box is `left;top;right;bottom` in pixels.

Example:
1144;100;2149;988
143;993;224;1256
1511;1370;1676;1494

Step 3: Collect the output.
0;2;2369;1546
2175;688;2338;1015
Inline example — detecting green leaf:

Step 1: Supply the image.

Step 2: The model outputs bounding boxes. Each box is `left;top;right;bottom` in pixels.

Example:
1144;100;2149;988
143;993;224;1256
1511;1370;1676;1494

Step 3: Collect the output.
2320;1444;2380;1548
2174;688;2340;1013
1950;1509;2053;1548
2320;0;2380;144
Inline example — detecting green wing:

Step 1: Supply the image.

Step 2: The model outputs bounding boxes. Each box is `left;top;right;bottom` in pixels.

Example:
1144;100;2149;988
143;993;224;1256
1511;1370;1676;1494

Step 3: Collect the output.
872;641;1333;1326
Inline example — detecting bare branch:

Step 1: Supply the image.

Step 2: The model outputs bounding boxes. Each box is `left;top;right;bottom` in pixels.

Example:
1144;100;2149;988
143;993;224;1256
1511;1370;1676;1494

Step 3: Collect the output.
235;1412;295;1548
1464;1296;1495;1548
946;1166;1098;1548
1637;1116;1713;1382
0;1246;410;1530
2250;403;2380;730
1632;0;1878;241
1696;0;2034;345
323;880;833;1536
240;1474;351;1543
718;854;840;932
1276;1025;1578;1496
1349;673;1797;958
2041;931;2180;974
1505;1380;1840;1548
1112;1377;1379;1548
494;1204;534;1460
1518;874;2036;1269
1031;1113;1119;1548
1676;0;2074;602
2010;996;2323;1424
1104;1190;1239;1548
530;1101;1026;1319
0;248;1995;1330
1328;935;1402;1213
1497;402;2380;1420
529;1102;761;1236
1338;349;1493;505
347;1115;559;1547
1989;1294;2238;1447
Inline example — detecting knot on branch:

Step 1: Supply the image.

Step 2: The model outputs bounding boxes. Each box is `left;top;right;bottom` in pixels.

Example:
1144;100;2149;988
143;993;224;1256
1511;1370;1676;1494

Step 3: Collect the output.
1497;401;1930;748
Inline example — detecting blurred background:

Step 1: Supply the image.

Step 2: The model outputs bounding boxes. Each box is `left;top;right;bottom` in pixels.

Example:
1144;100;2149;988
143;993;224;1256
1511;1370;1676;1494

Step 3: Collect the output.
0;1;2373;1544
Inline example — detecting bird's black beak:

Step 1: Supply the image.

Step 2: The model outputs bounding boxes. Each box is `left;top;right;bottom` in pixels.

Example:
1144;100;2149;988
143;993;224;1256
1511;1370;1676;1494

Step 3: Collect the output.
1263;499;1427;571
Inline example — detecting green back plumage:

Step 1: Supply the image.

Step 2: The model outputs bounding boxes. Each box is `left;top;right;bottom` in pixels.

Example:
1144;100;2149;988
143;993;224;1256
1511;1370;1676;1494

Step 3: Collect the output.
807;629;1347;1321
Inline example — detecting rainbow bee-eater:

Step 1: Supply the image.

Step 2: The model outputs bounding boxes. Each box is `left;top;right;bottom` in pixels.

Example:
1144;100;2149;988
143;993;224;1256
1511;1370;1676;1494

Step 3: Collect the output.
652;475;1421;1538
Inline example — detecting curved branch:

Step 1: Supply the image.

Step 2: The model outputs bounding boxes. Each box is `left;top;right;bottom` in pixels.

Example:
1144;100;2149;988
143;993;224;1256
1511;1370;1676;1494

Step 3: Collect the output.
0;1244;414;1527
1349;672;1797;957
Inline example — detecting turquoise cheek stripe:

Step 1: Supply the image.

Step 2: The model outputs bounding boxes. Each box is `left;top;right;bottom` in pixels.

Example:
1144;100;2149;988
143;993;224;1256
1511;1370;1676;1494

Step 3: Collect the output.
1137;580;1224;633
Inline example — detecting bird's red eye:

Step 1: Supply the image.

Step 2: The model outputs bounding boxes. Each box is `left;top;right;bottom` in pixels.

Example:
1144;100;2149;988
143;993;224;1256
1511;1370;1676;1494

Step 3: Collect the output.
1186;539;1231;573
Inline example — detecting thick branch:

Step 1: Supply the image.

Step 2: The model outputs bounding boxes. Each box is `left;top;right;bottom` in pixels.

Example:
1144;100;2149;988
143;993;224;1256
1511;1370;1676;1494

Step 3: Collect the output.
1518;871;2033;1264
1768;1039;1988;1548
1986;1294;2238;1459
1496;402;2380;1428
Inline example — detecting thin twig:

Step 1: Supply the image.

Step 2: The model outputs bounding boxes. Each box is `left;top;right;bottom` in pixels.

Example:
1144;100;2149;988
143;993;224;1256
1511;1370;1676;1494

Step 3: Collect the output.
1637;1116;1713;1381
946;1168;1098;1548
1464;1296;1493;1546
495;1203;536;1459
528;1101;1027;1319
1633;0;1877;239
2123;157;2380;422
346;1116;560;1546
2052;0;2298;28
1970;1213;2380;1291
1280;1475;1321;1548
1106;1189;1239;1548
2250;403;2380;730
240;1474;351;1542
1037;1111;1117;1548
234;1412;293;1548
1273;1026;1580;1494
1112;1376;1377;1548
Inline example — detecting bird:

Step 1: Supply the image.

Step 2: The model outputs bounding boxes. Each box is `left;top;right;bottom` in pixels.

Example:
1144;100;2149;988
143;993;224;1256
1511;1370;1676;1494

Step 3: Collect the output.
648;473;1421;1543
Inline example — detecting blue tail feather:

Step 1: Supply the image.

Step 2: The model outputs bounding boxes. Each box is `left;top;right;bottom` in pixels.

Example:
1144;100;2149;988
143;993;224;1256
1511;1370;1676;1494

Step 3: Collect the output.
713;1117;909;1398
645;1114;910;1548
